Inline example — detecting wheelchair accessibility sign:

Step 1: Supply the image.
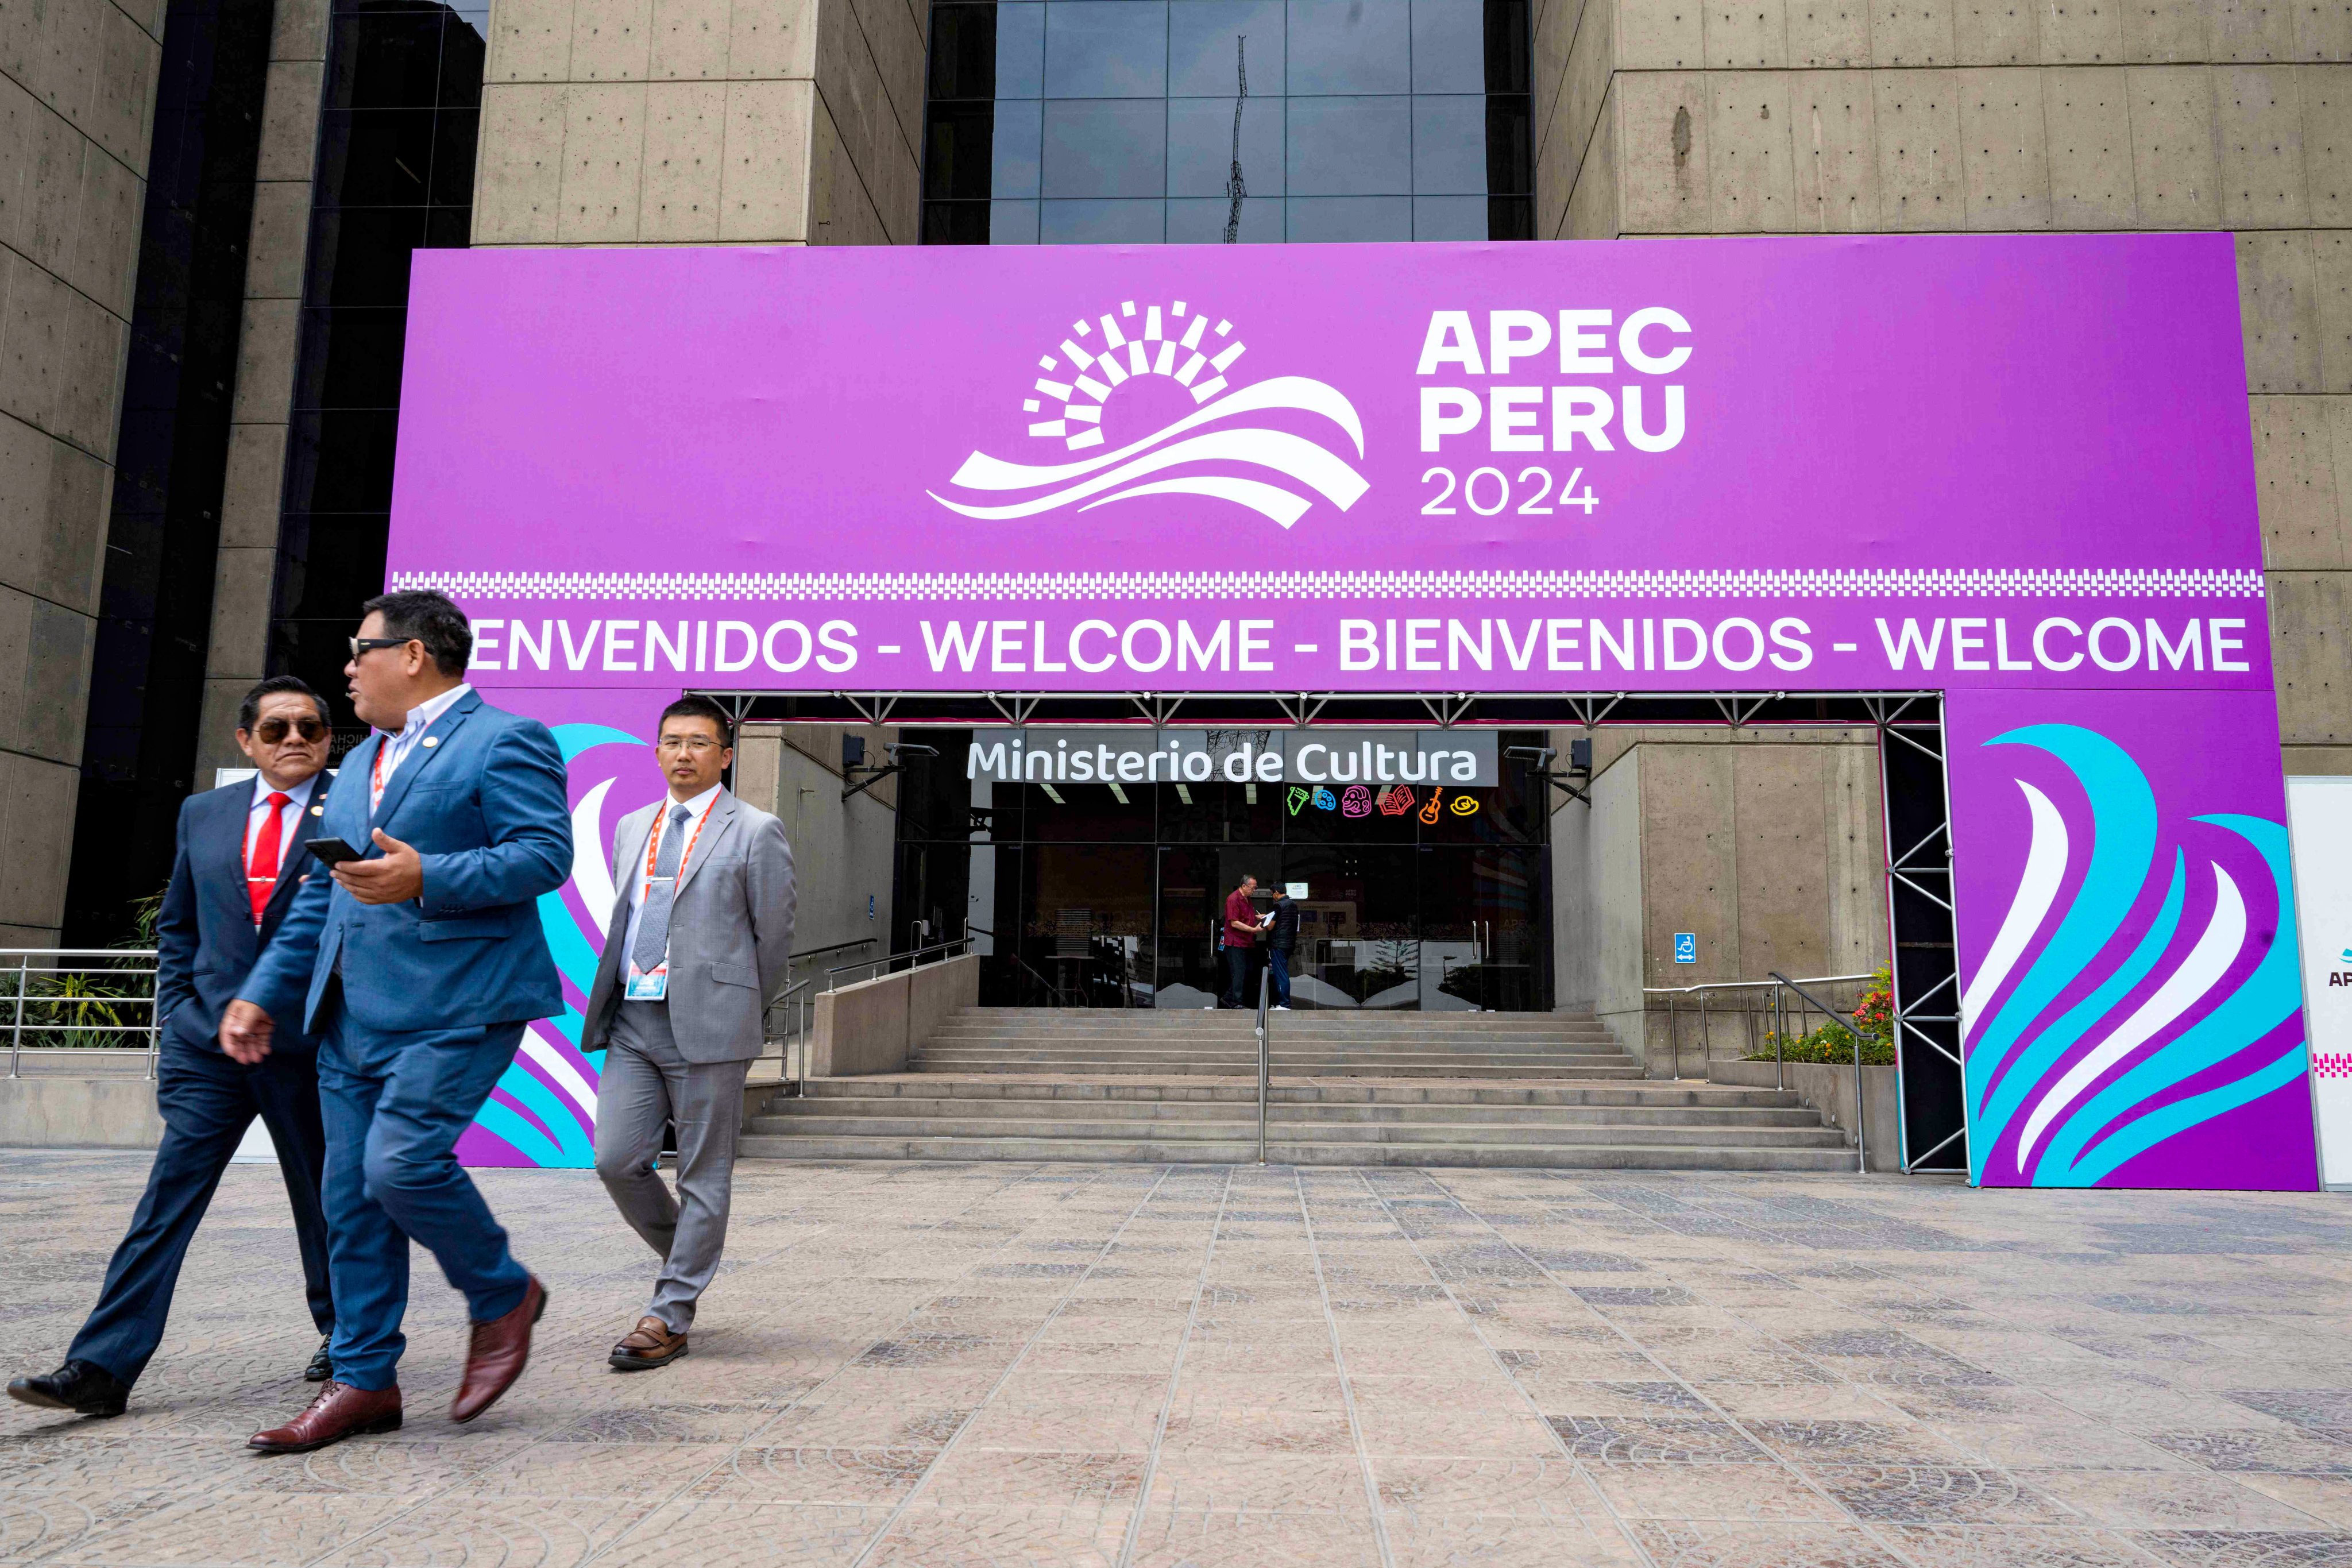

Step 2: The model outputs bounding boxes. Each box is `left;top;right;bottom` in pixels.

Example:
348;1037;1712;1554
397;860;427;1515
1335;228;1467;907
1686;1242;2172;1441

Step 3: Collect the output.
1673;933;1697;964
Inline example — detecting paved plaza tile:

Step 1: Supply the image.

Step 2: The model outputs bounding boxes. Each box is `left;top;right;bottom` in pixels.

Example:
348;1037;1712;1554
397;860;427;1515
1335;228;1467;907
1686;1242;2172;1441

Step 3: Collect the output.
9;1155;2352;1565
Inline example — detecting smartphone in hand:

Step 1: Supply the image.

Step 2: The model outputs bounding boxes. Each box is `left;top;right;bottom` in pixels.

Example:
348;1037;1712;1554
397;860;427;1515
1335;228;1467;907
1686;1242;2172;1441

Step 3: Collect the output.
305;836;361;867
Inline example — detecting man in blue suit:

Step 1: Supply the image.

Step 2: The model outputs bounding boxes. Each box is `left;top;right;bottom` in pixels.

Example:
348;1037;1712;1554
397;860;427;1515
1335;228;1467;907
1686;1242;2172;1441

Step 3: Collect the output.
7;678;341;1418
222;590;573;1454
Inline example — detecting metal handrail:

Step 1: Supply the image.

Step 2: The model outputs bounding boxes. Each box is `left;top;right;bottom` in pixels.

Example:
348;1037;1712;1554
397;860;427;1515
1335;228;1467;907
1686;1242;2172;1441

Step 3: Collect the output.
1006;950;1077;1007
764;976;814;1091
1;948;163;1081
790;936;876;968
824;935;973;990
1642;972;1873;1086
1772;971;1868;1175
1255;963;1271;1164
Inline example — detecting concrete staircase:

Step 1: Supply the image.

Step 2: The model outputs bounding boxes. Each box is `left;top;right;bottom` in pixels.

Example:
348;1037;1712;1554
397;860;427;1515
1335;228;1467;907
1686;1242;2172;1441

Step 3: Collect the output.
912;1008;1640;1080
739;1008;1857;1171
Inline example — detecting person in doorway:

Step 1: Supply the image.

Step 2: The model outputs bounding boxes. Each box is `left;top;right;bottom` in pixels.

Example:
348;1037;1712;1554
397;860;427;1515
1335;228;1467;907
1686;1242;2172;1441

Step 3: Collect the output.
222;589;573;1454
9;678;340;1419
581;695;795;1371
1261;886;1298;1011
1219;874;1261;1008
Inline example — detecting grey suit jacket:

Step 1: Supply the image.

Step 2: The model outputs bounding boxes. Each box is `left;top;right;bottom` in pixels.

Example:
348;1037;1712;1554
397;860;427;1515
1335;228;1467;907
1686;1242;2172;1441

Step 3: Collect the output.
581;789;797;1064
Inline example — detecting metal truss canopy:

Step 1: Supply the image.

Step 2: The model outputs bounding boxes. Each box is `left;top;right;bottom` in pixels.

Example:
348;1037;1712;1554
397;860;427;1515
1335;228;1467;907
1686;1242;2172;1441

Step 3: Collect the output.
702;689;1941;730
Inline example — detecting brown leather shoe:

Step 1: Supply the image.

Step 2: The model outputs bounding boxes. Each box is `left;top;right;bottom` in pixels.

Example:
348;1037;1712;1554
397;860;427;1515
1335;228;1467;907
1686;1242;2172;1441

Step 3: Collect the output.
248;1381;402;1454
450;1275;546;1424
608;1315;689;1371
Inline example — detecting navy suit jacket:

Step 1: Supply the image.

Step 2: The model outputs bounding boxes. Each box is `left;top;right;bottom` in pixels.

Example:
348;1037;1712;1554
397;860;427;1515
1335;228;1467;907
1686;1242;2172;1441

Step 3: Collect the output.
238;689;573;1036
156;778;334;1054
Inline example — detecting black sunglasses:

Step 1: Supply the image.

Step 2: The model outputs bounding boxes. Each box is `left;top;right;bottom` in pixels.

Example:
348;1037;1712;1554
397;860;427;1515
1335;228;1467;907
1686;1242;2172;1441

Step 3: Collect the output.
253;716;328;743
349;635;414;659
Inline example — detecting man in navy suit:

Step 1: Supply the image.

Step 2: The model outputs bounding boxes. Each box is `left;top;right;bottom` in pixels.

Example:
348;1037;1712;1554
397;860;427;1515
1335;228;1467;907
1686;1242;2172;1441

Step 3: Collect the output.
222;590;573;1454
7;678;340;1418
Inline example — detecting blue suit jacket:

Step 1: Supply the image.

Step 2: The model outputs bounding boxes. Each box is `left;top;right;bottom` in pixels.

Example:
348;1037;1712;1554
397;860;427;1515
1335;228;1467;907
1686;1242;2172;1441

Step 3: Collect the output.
155;778;333;1054
238;690;573;1036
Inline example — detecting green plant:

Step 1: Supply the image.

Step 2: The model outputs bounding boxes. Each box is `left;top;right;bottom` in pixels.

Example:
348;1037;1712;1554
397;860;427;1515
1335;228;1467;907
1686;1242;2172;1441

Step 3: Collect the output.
1757;1021;1896;1067
1752;965;1898;1066
119;886;167;949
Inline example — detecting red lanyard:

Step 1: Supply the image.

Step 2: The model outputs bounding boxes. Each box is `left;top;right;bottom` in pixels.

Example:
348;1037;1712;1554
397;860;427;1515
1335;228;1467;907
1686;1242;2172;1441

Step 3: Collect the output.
371;738;389;802
642;800;711;902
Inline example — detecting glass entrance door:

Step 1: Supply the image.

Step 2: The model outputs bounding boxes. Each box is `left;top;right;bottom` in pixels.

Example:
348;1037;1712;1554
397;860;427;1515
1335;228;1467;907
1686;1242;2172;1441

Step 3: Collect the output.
1415;845;1548;1011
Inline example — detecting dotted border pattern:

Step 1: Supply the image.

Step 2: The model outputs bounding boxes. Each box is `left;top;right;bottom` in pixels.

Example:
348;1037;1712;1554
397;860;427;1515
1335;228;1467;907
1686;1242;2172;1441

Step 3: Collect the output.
2315;1052;2352;1080
391;567;2269;604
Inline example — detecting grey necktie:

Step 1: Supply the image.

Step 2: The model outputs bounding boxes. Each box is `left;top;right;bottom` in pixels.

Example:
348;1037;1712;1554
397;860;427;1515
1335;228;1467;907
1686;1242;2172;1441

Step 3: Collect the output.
632;804;693;975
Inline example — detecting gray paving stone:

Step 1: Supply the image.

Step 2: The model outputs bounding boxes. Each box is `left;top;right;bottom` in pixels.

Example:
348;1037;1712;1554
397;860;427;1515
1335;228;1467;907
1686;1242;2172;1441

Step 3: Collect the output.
9;1153;2352;1563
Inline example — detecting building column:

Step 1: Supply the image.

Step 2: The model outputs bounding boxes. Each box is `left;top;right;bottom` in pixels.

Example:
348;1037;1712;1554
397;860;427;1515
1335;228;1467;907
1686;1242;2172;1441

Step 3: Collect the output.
195;0;329;779
0;0;164;941
472;0;923;246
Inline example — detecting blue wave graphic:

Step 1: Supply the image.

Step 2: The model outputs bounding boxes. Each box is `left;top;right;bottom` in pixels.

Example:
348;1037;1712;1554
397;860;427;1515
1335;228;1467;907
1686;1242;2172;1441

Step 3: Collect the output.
1965;725;2307;1187
474;721;647;1169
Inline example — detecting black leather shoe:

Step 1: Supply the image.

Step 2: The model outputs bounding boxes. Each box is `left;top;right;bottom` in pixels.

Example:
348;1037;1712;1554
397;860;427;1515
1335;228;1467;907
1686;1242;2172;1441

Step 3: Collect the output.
7;1361;130;1418
304;1337;333;1384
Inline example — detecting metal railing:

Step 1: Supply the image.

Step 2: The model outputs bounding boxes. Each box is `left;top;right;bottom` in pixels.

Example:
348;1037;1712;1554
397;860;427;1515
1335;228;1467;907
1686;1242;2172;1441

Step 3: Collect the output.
1642;972;1875;1086
2;949;163;1080
1255;963;1272;1164
822;934;975;990
1774;972;1870;1175
762;976;815;1092
789;936;876;974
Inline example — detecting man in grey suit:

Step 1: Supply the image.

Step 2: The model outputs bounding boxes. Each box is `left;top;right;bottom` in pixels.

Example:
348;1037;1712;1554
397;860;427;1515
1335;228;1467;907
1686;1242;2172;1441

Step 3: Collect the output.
582;695;795;1370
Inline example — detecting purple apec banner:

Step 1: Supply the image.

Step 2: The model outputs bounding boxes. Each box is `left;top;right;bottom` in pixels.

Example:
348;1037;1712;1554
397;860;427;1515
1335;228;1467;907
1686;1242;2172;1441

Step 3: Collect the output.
385;234;2266;696
1948;689;2312;1191
378;233;2309;1185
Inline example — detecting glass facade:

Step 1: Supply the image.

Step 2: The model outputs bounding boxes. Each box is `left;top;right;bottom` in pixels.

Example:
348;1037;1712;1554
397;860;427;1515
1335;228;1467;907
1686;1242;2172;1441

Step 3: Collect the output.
891;729;1554;1010
923;0;1532;244
266;0;486;748
68;0;277;941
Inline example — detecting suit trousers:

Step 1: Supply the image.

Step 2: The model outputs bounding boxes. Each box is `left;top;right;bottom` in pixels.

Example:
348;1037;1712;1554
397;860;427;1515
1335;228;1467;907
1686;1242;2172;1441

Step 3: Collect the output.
592;1001;750;1333
68;1037;334;1385
316;994;533;1391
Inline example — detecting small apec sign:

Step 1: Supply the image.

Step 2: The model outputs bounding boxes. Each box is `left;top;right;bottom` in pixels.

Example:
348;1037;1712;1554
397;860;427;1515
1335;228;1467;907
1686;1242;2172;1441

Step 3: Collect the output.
2287;778;2352;1189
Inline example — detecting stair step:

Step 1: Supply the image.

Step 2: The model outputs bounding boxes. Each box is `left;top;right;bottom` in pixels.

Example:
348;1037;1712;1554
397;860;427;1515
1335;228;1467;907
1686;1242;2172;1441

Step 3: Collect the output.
750;1113;1849;1148
804;1077;1808;1108
763;1096;1825;1127
737;1133;1859;1171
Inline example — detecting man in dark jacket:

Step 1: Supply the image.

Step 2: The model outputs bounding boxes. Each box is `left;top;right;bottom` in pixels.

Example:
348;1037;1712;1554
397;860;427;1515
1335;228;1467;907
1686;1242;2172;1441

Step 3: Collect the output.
8;677;338;1418
1263;886;1299;1010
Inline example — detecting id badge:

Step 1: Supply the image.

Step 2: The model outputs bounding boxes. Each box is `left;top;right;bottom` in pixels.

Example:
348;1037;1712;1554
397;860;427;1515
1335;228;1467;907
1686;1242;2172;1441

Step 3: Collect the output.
625;964;669;1001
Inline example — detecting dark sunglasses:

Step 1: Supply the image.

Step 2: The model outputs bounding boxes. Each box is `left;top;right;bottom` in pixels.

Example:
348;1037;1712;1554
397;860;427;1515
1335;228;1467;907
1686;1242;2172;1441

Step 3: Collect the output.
349;635;414;659
252;716;328;743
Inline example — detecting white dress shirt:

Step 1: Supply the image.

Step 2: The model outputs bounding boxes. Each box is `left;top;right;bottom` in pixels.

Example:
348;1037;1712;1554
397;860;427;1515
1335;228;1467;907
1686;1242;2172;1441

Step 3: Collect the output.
369;682;472;812
244;771;320;866
623;783;723;970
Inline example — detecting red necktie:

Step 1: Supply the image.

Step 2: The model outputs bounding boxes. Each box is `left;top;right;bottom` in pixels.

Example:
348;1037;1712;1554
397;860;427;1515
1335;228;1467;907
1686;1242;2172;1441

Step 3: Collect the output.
248;792;291;924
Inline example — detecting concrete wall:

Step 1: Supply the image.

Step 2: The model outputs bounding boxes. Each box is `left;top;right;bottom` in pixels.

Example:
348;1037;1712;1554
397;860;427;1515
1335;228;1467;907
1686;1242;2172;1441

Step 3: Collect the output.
808;949;976;1075
470;0;923;245
1714;1055;1896;1170
195;0;331;777
1536;4;2352;775
0;1054;165;1146
732;721;897;971
1555;733;1652;1059
1559;726;1888;1074
0;0;165;941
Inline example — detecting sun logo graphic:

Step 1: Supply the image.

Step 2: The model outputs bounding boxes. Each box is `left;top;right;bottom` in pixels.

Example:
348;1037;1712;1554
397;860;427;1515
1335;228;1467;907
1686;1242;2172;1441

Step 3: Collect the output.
927;298;1369;530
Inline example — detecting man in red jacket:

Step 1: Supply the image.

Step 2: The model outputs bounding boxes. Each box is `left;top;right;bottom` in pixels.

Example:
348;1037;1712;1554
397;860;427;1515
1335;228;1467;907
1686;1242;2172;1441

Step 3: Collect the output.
1218;874;1262;1008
